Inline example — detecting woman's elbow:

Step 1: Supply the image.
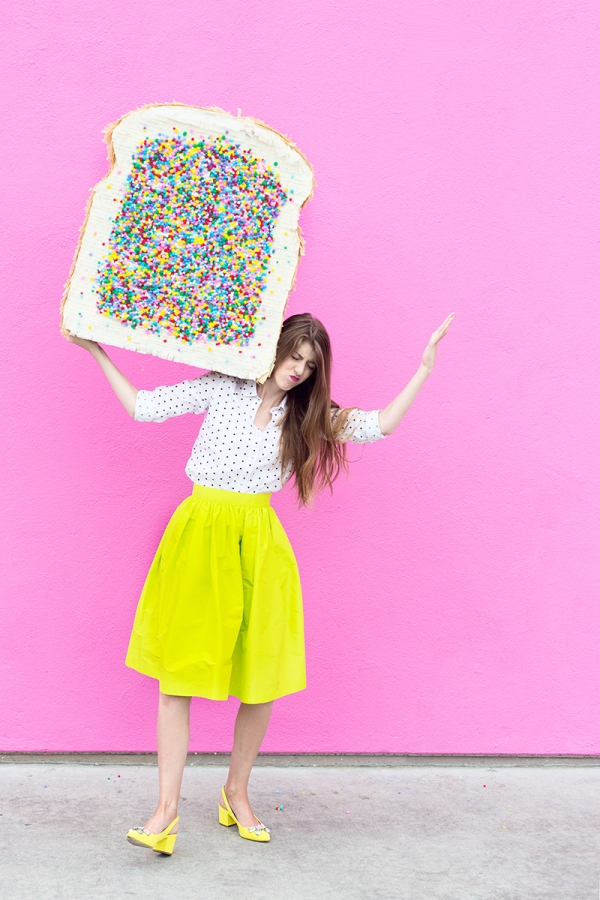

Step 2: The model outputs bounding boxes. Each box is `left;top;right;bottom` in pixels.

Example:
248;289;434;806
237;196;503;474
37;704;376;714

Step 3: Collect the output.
378;413;395;436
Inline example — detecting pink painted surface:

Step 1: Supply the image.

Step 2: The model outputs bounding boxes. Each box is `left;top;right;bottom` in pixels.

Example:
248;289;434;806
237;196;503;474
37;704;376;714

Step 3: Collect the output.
1;1;599;753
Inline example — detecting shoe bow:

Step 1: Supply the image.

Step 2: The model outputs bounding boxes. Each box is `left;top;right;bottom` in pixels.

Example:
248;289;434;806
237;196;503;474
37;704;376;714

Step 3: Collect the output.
247;823;270;834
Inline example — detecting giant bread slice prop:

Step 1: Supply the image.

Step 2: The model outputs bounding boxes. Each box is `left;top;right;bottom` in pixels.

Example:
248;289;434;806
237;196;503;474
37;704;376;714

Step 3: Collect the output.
61;104;315;381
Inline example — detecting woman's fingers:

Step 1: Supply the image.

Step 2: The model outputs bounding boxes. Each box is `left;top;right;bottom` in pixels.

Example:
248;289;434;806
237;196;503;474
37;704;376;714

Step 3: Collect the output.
66;333;99;351
439;312;455;334
431;312;455;344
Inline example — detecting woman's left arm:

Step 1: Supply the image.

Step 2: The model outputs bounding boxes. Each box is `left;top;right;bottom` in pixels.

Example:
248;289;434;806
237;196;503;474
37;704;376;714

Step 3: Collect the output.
378;313;455;436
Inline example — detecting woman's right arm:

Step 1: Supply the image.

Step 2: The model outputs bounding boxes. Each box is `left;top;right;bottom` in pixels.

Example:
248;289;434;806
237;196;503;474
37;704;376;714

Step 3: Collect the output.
67;335;138;417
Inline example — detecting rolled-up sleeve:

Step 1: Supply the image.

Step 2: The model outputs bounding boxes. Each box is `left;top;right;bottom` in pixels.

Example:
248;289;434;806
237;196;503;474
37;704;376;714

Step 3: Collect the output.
332;407;386;443
134;372;217;422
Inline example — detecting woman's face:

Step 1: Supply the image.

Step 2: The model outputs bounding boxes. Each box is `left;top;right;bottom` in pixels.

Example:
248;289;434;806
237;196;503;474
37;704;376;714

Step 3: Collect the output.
273;340;316;391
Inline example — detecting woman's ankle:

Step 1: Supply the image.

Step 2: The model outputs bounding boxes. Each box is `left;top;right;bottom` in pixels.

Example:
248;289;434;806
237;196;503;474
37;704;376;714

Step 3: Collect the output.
155;803;179;821
224;782;248;803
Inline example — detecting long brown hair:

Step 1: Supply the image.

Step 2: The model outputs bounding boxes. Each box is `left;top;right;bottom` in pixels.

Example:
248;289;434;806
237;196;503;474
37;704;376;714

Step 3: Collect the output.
275;313;357;506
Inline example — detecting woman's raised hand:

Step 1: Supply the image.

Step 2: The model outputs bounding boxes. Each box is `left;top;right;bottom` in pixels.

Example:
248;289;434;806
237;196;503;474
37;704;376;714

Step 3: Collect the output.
378;312;455;434
64;332;138;416
66;332;100;353
422;313;455;373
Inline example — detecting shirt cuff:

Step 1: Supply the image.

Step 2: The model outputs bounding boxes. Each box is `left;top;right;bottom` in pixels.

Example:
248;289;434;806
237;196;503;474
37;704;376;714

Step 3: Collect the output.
133;390;157;422
364;408;386;441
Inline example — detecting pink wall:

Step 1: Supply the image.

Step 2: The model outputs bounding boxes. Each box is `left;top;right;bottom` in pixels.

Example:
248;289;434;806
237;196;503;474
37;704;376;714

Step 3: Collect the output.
1;1;599;753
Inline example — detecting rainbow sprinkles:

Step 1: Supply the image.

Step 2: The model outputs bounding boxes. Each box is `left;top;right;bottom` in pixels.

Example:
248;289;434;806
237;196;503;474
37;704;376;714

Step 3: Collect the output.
96;133;289;346
61;104;315;381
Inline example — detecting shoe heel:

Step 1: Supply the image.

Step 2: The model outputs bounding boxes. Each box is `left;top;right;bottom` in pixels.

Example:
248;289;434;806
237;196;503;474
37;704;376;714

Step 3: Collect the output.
219;804;236;827
153;833;177;855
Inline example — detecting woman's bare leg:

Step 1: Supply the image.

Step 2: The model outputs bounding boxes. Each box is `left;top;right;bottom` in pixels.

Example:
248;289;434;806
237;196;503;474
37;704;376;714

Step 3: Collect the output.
221;701;274;827
143;692;191;834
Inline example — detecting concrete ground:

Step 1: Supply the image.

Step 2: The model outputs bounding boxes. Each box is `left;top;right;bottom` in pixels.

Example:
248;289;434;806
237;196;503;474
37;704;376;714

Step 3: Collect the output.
1;762;600;899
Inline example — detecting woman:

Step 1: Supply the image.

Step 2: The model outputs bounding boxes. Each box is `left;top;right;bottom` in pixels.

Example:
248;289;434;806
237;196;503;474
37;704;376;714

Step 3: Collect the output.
68;310;454;854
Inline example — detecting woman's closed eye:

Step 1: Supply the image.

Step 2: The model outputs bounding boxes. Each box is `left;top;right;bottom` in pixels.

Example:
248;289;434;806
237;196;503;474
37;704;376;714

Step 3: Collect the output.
293;354;315;371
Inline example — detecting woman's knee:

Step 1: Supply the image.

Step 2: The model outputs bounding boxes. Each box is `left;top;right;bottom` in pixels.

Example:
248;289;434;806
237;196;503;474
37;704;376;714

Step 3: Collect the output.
240;699;274;714
159;691;191;708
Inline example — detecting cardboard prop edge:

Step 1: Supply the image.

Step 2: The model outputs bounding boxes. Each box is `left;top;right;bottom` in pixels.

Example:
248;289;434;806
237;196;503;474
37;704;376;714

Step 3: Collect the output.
60;102;316;384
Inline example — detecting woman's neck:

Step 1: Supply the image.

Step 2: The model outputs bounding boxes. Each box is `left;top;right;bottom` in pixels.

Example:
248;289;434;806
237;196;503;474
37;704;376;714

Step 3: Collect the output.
256;376;286;408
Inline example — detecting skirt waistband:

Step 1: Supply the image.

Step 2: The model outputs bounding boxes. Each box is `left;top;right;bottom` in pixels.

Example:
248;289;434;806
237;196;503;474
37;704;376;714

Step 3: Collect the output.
191;484;272;508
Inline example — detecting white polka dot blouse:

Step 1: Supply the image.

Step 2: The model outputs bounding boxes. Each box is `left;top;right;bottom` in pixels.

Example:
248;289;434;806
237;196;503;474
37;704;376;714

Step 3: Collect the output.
134;372;386;494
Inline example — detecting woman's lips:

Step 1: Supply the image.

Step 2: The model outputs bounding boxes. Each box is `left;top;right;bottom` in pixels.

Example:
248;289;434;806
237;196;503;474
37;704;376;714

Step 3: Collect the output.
290;375;299;383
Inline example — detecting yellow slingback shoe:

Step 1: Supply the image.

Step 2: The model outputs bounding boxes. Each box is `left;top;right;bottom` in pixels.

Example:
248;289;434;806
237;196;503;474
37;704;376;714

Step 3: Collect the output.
126;815;179;855
218;787;271;842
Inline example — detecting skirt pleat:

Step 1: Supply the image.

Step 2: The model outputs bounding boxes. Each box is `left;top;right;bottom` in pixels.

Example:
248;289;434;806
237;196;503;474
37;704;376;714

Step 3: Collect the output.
125;485;306;703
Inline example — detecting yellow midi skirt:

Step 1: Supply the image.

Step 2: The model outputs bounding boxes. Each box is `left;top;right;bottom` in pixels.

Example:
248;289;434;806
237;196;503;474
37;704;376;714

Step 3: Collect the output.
125;485;305;703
